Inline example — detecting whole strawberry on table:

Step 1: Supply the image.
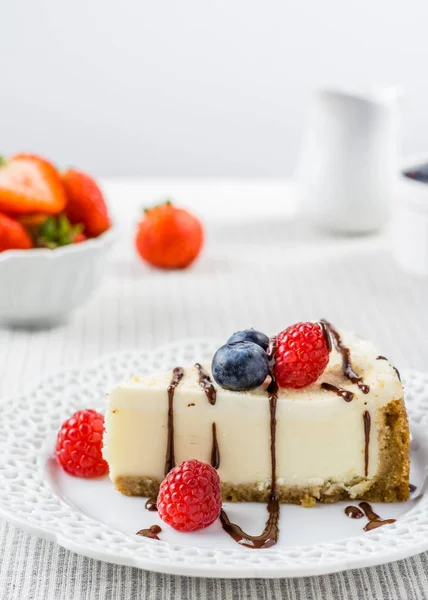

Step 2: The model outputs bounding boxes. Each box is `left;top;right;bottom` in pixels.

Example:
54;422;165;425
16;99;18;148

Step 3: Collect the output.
0;153;111;252
136;200;204;269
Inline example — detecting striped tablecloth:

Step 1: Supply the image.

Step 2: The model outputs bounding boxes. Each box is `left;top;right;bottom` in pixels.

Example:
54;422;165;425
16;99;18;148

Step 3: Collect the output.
1;181;428;599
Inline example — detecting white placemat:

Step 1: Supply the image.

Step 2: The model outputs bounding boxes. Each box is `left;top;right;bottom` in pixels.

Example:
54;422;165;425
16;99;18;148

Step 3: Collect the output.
1;192;428;599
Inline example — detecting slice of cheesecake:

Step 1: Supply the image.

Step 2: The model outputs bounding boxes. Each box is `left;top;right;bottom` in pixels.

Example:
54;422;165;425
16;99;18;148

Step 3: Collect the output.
104;327;409;506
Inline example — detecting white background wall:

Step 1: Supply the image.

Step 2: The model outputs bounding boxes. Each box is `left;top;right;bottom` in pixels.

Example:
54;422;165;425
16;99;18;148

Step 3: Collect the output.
0;0;427;177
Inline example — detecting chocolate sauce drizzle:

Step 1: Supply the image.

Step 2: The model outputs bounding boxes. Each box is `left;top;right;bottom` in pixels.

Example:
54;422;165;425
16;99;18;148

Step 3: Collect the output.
219;337;280;549
220;495;280;549
137;524;162;539
359;501;380;521
376;356;401;381
363;410;371;477
345;503;396;531
345;505;364;519
359;502;396;531
321;319;370;394
211;423;220;469
321;382;355;402
195;363;217;405
409;483;417;493
145;498;158;511
319;321;332;352
165;367;184;475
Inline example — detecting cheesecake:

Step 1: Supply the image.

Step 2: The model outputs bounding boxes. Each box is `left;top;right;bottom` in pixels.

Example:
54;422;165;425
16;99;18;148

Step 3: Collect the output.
104;322;410;507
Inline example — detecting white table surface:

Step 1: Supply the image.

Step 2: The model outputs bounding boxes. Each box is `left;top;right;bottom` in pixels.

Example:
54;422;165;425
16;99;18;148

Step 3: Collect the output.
1;179;428;600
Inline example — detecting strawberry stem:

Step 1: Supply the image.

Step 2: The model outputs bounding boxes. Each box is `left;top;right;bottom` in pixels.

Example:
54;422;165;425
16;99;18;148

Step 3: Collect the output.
0;156;6;167
28;213;86;248
143;199;173;214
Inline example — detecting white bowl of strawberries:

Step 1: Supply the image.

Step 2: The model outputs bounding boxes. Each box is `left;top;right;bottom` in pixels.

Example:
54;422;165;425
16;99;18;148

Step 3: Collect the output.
0;153;115;327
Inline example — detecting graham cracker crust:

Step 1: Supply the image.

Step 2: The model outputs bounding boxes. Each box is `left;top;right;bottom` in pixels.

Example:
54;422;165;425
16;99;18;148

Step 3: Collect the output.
113;398;410;506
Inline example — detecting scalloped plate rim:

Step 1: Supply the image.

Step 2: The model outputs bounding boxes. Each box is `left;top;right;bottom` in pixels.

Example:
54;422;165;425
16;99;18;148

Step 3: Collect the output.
3;504;428;579
0;341;428;579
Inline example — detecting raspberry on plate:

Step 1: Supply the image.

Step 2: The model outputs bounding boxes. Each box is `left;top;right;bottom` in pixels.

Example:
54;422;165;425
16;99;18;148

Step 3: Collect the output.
157;460;222;532
274;322;330;389
56;409;109;478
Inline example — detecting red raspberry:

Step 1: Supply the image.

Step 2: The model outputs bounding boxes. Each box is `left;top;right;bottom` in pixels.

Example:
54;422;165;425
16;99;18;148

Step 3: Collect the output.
56;409;109;478
274;322;330;389
157;460;222;532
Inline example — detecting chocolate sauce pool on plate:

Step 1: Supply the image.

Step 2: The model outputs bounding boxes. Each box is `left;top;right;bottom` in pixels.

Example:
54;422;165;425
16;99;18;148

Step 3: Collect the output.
220;495;280;549
359;502;396;531
321;382;355;402
145;498;158;511
345;503;396;530
345;506;364;519
321;319;370;394
137;524;162;540
359;501;381;521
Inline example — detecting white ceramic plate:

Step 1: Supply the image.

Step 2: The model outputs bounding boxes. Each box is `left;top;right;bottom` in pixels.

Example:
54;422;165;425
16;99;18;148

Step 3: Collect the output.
1;339;428;579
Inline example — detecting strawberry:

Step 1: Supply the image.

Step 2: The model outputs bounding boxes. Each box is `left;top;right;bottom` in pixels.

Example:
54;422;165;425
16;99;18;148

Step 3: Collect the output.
136;201;204;269
62;169;110;237
12;153;57;170
0;154;66;215
0;212;33;251
18;214;49;228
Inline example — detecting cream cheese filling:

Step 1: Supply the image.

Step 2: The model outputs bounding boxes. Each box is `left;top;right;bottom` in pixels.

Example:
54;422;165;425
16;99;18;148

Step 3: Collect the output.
104;331;403;489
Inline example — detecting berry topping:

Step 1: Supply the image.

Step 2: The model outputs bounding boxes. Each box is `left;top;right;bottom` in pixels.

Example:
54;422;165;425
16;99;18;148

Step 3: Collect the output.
404;164;428;183
227;328;269;350
157;460;221;532
274;322;330;389
212;341;269;391
56;409;109;478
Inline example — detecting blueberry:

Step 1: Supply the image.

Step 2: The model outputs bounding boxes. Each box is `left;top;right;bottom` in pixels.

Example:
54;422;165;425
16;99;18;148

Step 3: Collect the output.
211;341;269;391
227;328;269;351
404;164;428;183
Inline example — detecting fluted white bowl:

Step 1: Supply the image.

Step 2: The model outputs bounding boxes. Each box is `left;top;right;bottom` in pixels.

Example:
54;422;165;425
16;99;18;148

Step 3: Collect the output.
0;228;116;327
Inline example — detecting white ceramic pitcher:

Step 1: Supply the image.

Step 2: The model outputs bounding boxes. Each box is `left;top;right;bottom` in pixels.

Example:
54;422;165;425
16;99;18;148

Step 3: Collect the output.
297;87;400;234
